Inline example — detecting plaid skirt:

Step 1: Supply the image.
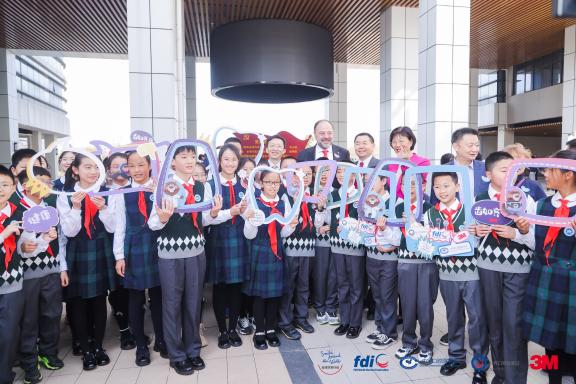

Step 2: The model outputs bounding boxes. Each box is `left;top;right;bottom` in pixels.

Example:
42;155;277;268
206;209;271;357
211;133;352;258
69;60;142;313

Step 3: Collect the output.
123;231;160;290
523;261;576;353
65;234;117;300
243;242;284;299
206;224;248;284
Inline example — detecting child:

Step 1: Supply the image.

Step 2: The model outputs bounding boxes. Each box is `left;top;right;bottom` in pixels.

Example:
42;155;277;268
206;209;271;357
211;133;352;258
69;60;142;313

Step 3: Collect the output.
394;179;437;364
9;148;38;204
523;150;576;384
327;163;365;339
363;175;402;350
16;168;66;383
427;172;488;383
0;165;24;384
312;161;339;326
243;170;298;350
194;162;208;184
205;144;248;349
57;154;117;371
54;151;75;191
473;151;534;384
148;145;222;376
279;165;325;340
113;152;166;366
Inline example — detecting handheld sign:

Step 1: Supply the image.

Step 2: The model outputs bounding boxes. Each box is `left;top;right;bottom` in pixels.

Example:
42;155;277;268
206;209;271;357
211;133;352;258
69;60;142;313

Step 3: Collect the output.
471;200;513;226
288;160;337;203
23;206;59;233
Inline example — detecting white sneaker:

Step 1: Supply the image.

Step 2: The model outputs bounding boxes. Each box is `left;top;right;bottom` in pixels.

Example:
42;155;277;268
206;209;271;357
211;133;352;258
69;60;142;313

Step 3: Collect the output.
417;350;433;365
365;330;381;344
327;312;340;325
316;312;329;325
372;334;397;350
395;346;420;359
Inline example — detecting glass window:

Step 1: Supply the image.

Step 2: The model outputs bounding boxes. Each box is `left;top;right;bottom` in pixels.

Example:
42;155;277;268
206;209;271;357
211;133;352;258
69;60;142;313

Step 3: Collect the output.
513;51;563;95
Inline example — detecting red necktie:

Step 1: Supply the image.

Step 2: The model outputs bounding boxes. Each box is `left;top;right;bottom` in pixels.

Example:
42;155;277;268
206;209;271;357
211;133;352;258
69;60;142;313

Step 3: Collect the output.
0;203;17;269
228;180;236;224
359;161;364;168
344;192;350;218
436;202;461;231
300;194;312;232
137;191;148;223
259;197;282;260
83;196;98;239
322;149;328;158
491;193;501;243
543;198;570;266
401;204;417;237
183;183;201;233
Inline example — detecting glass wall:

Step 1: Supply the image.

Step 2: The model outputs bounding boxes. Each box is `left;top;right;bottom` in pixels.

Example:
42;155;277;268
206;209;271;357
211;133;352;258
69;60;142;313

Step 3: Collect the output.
15;56;67;111
513;51;563;95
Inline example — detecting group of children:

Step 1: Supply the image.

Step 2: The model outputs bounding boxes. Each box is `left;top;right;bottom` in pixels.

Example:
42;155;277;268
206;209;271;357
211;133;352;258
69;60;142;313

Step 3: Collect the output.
1;132;576;384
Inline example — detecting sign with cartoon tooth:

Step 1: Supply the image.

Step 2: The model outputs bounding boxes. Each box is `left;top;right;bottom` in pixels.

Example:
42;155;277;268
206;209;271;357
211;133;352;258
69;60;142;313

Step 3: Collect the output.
403;165;475;257
326;163;364;210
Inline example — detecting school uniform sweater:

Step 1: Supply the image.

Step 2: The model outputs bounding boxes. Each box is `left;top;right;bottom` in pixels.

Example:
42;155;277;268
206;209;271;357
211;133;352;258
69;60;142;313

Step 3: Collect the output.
0;202;23;295
327;187;364;256
396;200;434;264
365;200;401;261
282;194;323;257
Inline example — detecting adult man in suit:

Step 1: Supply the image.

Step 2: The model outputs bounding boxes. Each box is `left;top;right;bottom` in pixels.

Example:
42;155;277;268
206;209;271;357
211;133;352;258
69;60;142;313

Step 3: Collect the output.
354;132;379;168
297;120;351;162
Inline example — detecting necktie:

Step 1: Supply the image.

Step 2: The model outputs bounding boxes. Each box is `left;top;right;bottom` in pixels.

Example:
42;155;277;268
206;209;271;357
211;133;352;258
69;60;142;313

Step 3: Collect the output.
300;194;312;232
228;180;236;224
183;183;201;233
436;202;461;231
83;196;98;239
491;193;502;243
359;161;364;168
0;203;17;269
542;198;570;266
322;149;328;158
137;191;148;223
258;197;282;260
344;192;350;218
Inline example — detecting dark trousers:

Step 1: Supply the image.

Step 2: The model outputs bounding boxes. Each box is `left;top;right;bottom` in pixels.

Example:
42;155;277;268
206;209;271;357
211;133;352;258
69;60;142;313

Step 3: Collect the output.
0;290;25;384
279;257;311;327
398;263;439;352
68;295;107;352
333;253;364;328
19;274;62;367
128;287;164;349
478;268;529;384
108;287;130;332
158;254;205;362
312;246;337;314
240;294;253;319
252;296;280;333
213;283;243;333
366;258;398;338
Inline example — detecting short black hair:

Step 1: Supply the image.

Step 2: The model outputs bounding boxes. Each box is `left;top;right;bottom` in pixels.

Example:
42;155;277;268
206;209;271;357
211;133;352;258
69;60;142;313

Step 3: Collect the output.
173;145;196;159
18;167;51;185
485;151;513;171
451;127;479;144
280;156;297;167
432;172;458;185
58;150;75;164
266;135;286;148
11;148;37;169
440;153;454;164
567;138;576;150
106;152;128;170
0;165;15;184
126;151;151;165
239;157;256;169
354;132;375;144
224;137;242;145
389;126;416;150
551;150;576;185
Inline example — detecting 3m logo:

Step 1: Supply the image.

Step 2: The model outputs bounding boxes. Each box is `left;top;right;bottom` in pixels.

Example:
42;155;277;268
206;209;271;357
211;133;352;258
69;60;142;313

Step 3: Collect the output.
529;354;558;370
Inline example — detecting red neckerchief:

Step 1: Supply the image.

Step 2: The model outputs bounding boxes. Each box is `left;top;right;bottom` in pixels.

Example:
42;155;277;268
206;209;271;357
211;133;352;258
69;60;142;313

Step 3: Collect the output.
401;203;417;237
137;191;148;224
228;180;236;224
0;202;17;269
435;202;462;231
344;192;351;218
83;195;98;239
543;198;570;266
300;193;312;232
182;182;201;233
259;196;282;260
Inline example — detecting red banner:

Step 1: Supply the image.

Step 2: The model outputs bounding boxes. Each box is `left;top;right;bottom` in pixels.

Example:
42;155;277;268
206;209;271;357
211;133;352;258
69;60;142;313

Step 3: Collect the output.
233;131;311;159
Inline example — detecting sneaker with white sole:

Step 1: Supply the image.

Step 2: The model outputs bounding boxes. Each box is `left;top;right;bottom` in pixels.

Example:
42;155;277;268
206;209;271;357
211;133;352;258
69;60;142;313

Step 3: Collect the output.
417;350;433;365
395;346;420;359
237;316;254;335
365;330;381;344
316;312;329;325
327;312;340;325
372;334;397;350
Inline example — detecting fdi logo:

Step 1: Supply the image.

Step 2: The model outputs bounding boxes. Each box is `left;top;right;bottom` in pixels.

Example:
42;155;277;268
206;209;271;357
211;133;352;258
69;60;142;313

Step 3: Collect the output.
353;354;389;371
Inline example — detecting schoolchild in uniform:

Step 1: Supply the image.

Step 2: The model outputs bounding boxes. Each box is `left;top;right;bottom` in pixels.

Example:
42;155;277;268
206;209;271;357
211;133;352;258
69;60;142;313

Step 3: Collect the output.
9;149;38;205
53;151;75;191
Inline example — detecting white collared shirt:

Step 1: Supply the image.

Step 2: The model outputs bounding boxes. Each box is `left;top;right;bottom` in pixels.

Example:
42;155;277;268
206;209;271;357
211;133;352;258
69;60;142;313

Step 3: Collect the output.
315;145;333;160
243;193;296;239
357;156;373;168
438;199;461;213
268;159;282;170
454;158;475;192
551;191;576;208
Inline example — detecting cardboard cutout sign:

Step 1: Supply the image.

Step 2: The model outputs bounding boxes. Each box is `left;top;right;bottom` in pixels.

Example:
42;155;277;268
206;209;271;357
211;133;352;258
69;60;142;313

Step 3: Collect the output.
22;206;59;233
326;163;363;210
212;127;266;165
287;160;337;203
471;200;513;226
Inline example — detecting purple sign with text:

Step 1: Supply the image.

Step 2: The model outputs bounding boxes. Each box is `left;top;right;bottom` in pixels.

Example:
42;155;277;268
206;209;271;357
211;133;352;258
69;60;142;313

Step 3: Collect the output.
471;200;513;226
23;206;59;233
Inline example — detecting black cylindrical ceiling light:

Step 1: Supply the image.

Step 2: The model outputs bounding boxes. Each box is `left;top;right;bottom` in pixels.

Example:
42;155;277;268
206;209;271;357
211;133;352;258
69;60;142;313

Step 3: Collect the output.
210;19;334;103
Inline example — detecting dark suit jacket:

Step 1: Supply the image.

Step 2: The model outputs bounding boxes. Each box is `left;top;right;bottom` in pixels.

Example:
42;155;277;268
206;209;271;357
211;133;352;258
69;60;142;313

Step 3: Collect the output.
430;159;489;205
296;144;351;162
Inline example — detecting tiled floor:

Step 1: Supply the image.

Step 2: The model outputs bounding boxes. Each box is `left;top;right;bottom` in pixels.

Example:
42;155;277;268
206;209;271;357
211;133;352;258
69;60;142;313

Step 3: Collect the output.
11;291;570;384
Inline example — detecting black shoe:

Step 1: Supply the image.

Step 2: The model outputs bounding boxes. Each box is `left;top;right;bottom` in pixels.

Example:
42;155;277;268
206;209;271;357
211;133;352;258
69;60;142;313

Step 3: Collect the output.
82;352;97;371
72;342;83;356
439;333;449;346
228;329;243;347
334;324;349;336
153;342;169;359
144;334;151;346
22;364;42;384
280;325;302;340
346;326;361;339
294;319;315;333
135;347;150;367
266;330;281;347
188;356;205;370
93;347;110;366
170;360;194;376
367;309;375;321
120;330;136;350
38;354;64;370
472;370;488;384
440;360;466;376
253;332;268;350
217;331;231;349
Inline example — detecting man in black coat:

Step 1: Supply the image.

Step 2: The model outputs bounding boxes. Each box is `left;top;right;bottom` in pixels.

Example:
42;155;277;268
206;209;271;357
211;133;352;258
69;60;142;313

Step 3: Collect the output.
296;120;351;162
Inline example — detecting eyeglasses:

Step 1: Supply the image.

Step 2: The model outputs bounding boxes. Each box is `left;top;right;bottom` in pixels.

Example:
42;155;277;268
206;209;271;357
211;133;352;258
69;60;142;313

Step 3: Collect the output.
262;181;281;187
0;183;15;190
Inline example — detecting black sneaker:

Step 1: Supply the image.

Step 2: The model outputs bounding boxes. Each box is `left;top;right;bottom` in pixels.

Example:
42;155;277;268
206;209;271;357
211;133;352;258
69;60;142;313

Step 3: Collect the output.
218;331;231;349
280;325;302;340
472;370;487;384
135;347;151;367
237;316;254;335
266;330;280;347
293;319;315;333
120;330;136;350
334;324;349;336
22;364;42;384
346;326;361;339
170;360;194;376
440;359;466;376
93;347;110;366
38;355;64;370
72;342;83;356
228;329;243;347
439;333;449;346
82;351;97;371
253;332;268;350
188;356;205;370
153;342;169;359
